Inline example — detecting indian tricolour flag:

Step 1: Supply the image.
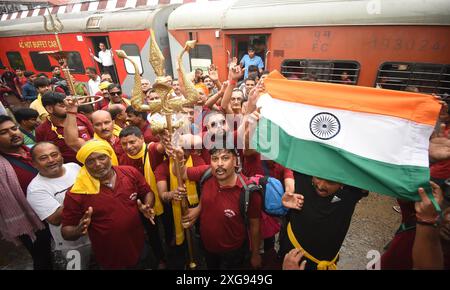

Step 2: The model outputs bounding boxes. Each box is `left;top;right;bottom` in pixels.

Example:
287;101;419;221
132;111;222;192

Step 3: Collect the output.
252;71;441;201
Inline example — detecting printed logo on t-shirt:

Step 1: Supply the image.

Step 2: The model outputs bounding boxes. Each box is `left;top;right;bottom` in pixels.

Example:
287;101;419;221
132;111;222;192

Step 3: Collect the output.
224;209;236;218
129;192;137;201
331;195;341;203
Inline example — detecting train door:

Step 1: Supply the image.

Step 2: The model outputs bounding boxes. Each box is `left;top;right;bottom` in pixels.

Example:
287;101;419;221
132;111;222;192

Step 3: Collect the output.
228;34;269;72
87;35;119;83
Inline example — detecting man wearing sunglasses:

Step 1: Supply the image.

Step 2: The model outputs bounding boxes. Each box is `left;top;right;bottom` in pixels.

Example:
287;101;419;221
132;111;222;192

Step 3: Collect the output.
103;84;130;110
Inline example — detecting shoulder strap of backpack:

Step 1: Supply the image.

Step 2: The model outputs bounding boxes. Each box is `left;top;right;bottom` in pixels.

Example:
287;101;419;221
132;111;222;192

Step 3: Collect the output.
261;160;270;176
197;167;212;198
238;174;250;227
238;174;262;227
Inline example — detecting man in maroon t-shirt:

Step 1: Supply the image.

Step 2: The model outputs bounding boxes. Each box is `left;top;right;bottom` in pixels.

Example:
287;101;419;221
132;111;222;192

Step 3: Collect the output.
118;125;168;269
61;142;156;269
35;91;93;163
176;143;263;269
0;115;52;269
62;98;124;161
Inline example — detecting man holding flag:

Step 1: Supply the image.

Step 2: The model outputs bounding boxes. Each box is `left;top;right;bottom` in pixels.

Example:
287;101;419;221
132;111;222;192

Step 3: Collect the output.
249;71;443;269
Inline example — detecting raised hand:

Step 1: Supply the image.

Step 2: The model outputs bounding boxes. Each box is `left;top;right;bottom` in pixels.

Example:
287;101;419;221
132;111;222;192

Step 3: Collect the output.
208;64;219;82
429;123;450;162
64;96;79;114
282;192;304;210
283;248;307;270
218;80;229;95
137;199;156;225
415;181;443;223
78;207;93;235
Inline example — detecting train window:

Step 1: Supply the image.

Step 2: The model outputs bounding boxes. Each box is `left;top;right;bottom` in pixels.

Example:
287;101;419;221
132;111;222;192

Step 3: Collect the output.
376;62;450;98
120;44;143;75
189;45;212;73
66;52;85;74
29;52;52;72
281;59;360;84
0;58;4;69
6;52;25;70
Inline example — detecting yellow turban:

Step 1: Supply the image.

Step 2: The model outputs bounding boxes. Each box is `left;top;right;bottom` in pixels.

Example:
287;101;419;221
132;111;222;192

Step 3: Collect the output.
99;81;112;90
71;140;118;194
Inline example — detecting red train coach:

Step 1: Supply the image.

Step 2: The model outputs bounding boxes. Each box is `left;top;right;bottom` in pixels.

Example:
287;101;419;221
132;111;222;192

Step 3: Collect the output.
168;0;450;96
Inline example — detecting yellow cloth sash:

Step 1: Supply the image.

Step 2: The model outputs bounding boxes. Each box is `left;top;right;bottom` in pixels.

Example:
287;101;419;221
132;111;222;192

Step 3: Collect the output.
93;133;119;165
113;124;122;137
287;222;338;270
169;156;198;245
72;140;119;194
128;143;163;216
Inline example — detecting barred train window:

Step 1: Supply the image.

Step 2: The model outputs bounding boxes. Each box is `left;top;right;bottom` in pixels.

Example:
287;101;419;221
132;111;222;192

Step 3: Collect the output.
375;62;450;98
281;59;360;84
6;51;25;70
30;52;52;72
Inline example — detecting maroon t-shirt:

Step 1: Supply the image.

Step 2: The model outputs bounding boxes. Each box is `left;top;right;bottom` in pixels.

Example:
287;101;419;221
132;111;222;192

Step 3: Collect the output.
263;160;294;181
1;146;37;194
61;166;150;269
109;136;125;162
154;152;206;182
119;142;164;175
35;114;94;163
187;167;262;253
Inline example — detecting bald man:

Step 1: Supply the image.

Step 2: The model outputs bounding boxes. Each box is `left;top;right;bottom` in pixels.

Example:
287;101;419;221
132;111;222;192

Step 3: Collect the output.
63;99;124;160
109;103;127;130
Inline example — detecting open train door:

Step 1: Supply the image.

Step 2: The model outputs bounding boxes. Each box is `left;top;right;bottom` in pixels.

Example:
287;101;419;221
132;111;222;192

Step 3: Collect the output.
84;35;119;83
227;33;270;74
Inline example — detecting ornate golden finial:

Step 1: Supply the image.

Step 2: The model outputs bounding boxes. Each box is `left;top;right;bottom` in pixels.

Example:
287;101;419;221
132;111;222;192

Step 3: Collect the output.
115;49;162;113
149;29;166;78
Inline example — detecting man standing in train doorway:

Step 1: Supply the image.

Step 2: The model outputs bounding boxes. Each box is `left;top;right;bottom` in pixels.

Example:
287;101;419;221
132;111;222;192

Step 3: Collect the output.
90;43;118;84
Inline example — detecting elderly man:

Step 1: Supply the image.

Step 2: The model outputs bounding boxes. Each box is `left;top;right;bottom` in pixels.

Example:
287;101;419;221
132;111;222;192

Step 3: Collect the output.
141;79;152;95
27;142;91;269
108;104;127;132
61;140;156;269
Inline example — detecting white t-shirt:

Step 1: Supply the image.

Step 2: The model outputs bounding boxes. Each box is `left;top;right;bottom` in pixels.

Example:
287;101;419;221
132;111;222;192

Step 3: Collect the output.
88;76;101;96
27;163;90;251
95;49;114;67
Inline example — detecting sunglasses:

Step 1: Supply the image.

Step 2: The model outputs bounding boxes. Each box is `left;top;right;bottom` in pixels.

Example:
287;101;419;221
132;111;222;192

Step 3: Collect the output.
111;91;122;96
210;119;226;128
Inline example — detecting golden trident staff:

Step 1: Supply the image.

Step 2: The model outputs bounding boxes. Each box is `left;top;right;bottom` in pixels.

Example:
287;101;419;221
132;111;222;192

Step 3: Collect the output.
42;9;102;105
116;30;199;270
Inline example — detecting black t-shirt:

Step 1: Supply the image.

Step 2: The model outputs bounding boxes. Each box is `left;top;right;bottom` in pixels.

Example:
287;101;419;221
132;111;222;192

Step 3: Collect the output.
287;172;367;263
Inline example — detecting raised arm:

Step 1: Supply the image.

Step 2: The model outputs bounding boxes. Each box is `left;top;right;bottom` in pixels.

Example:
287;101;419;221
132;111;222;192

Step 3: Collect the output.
221;57;243;114
63;97;86;151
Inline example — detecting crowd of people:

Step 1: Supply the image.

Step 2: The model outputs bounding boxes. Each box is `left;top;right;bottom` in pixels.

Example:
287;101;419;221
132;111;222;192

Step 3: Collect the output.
0;45;449;270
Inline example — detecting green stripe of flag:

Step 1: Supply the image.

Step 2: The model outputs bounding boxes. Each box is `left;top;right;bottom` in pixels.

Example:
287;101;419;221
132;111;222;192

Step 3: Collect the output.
252;117;430;201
